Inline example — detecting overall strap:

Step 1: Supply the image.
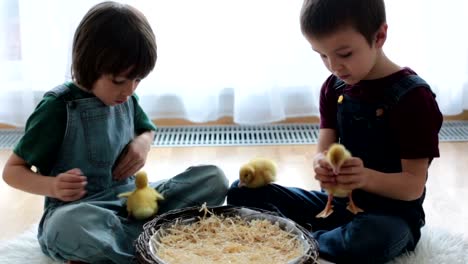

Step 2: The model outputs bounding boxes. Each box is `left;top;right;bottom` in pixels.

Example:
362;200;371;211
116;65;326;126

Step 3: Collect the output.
333;75;434;106
43;84;73;101
333;78;346;91
385;75;433;106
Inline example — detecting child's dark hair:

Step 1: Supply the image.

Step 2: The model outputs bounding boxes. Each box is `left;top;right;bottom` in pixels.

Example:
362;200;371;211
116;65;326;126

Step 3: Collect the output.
300;0;386;46
72;1;157;89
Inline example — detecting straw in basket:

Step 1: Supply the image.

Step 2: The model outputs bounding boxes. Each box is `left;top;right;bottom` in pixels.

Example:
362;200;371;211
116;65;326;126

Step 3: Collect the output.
135;205;319;264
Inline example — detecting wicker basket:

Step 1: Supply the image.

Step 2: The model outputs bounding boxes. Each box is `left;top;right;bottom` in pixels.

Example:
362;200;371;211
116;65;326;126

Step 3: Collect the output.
135;205;319;264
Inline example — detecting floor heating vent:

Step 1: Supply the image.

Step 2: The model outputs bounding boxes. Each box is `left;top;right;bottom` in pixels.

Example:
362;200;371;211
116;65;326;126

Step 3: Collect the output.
153;123;319;147
0;121;467;149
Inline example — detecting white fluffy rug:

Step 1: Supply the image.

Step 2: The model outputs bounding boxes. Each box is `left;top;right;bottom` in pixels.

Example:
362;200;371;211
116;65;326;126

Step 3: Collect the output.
0;224;466;264
0;225;61;264
1;191;466;264
388;226;468;264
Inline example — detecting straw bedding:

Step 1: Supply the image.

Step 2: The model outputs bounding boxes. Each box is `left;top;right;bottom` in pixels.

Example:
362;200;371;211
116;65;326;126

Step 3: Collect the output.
135;205;319;264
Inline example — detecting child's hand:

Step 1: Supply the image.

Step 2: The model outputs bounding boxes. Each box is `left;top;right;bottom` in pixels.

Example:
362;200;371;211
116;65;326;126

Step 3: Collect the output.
335;157;369;190
52;168;87;202
313;152;338;189
113;134;151;181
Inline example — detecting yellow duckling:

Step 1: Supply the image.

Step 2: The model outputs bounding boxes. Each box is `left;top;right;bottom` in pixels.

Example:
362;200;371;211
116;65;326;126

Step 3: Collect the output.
316;143;364;218
118;171;164;220
239;157;277;188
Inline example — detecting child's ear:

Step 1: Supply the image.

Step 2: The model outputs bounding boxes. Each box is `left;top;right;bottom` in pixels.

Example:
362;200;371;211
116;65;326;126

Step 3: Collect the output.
374;23;388;48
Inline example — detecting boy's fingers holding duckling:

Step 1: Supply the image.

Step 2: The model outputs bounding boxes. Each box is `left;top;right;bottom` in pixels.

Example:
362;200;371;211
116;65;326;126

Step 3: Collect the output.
334;158;369;190
336;157;365;175
335;176;362;190
313;153;333;172
315;173;337;185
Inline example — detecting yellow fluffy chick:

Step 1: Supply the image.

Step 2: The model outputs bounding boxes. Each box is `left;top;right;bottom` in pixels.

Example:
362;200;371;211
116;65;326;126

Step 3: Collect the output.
118;171;164;220
316;143;364;218
239;158;277;188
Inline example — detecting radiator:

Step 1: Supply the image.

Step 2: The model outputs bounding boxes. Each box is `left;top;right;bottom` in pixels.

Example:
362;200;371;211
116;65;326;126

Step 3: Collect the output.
0;121;467;149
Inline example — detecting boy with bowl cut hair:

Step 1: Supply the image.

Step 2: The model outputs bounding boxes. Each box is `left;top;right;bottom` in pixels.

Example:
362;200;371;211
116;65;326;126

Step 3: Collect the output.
3;2;228;263
227;0;442;263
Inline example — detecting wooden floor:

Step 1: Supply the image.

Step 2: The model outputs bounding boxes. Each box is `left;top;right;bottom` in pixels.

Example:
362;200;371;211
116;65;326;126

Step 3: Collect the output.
0;142;467;241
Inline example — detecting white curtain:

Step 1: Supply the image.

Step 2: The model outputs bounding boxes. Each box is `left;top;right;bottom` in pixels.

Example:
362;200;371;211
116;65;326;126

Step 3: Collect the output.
1;0;467;127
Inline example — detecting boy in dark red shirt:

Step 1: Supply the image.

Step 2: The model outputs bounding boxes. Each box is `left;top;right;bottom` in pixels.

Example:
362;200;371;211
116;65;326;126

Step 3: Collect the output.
227;0;442;263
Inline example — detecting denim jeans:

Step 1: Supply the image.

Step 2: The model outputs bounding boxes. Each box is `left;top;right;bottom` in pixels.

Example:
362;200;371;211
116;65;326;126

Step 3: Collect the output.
39;165;228;264
227;180;416;264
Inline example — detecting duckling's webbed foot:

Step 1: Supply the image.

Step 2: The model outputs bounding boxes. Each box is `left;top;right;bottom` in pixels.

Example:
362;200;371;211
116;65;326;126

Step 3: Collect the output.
346;193;364;214
316;193;334;218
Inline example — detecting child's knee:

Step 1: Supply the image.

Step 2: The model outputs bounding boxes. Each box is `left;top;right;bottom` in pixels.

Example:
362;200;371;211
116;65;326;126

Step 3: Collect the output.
341;218;410;263
42;204;117;246
198;165;228;204
206;165;229;190
40;205;88;257
190;165;228;196
44;205;84;240
159;165;228;208
40;203;121;260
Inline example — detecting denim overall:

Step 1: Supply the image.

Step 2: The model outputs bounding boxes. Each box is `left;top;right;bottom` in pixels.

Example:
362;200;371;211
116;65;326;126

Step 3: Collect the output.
227;75;432;264
335;75;430;222
37;85;229;263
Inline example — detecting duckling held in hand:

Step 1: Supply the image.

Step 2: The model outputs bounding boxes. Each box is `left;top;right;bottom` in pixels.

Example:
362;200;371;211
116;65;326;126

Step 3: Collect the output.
316;143;364;218
118;171;164;220
239;158;277;188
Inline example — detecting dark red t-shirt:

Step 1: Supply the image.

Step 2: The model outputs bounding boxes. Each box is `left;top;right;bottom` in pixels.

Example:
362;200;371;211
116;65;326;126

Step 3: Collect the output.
319;67;443;159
